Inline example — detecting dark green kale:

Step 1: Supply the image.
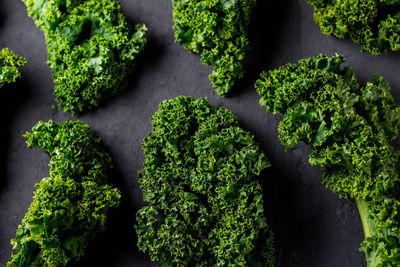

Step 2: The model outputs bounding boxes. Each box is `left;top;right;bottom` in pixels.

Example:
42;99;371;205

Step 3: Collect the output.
8;120;121;266
135;96;275;266
172;0;256;96
22;0;147;115
256;54;400;266
0;48;26;88
306;0;400;55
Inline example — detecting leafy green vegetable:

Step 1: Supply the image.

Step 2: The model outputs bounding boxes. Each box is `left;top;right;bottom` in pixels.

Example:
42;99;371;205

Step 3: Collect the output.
22;0;147;115
172;0;256;96
306;0;400;54
0;48;26;88
8;120;121;267
135;96;275;266
256;54;400;266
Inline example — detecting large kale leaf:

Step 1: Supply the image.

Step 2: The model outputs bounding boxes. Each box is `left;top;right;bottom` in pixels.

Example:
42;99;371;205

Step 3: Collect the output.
136;96;275;266
8;120;121;266
307;0;400;54
22;0;147;115
0;48;26;88
172;0;256;96
256;54;400;266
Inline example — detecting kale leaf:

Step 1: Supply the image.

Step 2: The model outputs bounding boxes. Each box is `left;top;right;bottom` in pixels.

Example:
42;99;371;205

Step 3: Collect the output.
0;48;26;88
8;120;121;266
306;0;400;55
256;54;400;266
172;0;256;96
22;0;147;115
135;96;275;266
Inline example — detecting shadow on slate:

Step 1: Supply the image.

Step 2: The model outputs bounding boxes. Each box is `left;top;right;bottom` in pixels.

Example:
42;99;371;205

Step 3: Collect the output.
380;53;400;102
259;145;335;267
228;0;293;97
124;30;165;96
0;10;4;29
261;166;295;267
228;0;298;262
251;128;304;267
0;77;31;194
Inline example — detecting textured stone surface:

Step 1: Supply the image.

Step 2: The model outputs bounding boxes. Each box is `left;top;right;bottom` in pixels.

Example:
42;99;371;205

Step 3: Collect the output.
1;0;400;266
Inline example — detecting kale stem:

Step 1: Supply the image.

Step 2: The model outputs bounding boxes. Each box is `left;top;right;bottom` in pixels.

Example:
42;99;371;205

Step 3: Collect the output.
355;198;372;239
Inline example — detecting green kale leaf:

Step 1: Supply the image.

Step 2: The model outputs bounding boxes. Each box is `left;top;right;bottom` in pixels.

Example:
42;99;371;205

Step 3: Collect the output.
256;54;400;266
172;0;256;96
306;0;400;55
22;0;147;115
0;48;26;88
135;96;275;266
8;120;121;267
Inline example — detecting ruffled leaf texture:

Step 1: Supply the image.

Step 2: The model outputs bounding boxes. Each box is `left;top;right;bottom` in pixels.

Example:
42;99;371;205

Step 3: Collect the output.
256;54;400;266
22;0;147;114
307;0;400;55
135;96;275;266
172;0;256;96
0;48;26;88
8;120;121;267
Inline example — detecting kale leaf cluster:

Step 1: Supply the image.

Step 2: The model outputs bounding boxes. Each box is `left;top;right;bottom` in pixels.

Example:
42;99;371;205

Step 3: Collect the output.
8;120;121;266
135;96;275;266
307;0;400;54
22;0;147;115
0;48;26;88
256;54;400;266
172;0;256;96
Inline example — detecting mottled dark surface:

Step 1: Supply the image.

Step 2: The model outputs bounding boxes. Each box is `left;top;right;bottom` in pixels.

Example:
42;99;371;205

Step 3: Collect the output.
1;0;399;266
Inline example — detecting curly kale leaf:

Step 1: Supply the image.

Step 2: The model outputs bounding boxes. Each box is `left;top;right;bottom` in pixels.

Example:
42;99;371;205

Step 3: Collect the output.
256;54;400;266
306;0;400;55
0;48;26;88
22;0;147;115
172;0;256;96
135;96;275;266
8;120;121;267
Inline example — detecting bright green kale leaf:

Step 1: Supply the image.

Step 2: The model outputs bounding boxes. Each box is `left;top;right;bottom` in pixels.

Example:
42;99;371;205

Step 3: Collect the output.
0;48;26;88
8;120;121;267
256;54;400;266
172;0;256;96
22;0;147;115
135;96;275;266
306;0;400;55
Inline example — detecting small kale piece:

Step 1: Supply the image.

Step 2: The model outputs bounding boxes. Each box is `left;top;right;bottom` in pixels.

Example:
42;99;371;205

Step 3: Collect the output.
22;0;147;115
256;54;400;266
135;96;275;266
8;120;121;267
0;48;26;88
172;0;256;96
307;0;400;55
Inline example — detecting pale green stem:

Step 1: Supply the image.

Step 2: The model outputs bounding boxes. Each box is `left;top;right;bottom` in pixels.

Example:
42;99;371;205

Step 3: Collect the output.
355;198;372;239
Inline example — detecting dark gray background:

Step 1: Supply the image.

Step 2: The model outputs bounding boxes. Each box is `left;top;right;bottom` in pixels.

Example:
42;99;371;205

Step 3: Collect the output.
1;0;399;266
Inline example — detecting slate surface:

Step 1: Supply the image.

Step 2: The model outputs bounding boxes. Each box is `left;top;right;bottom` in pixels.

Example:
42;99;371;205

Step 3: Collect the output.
1;0;400;266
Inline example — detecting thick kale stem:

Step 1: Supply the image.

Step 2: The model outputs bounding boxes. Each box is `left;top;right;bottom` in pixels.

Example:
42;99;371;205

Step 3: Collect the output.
356;198;380;267
356;198;372;240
